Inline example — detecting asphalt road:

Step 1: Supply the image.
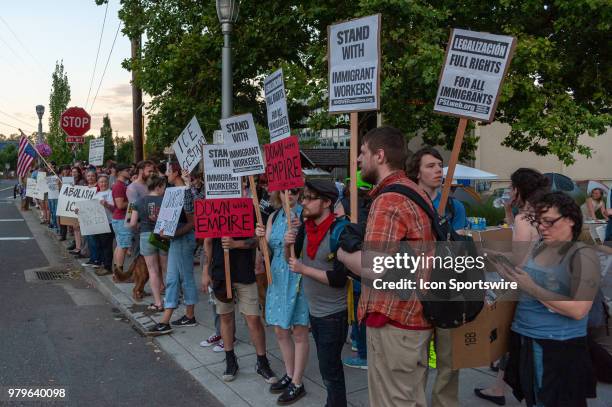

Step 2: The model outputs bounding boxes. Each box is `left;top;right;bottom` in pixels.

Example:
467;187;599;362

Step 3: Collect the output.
0;178;221;407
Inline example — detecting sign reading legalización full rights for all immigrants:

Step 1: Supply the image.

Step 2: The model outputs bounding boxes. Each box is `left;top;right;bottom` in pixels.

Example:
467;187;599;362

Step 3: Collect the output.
433;28;516;122
328;14;381;113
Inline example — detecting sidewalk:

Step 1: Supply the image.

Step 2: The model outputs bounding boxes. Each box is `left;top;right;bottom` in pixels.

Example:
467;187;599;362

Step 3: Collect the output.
28;209;612;406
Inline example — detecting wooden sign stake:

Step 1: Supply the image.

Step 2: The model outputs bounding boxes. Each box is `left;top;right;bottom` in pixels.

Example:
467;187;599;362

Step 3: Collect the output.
223;249;232;299
283;190;297;258
349;112;358;224
248;175;272;284
437;118;468;217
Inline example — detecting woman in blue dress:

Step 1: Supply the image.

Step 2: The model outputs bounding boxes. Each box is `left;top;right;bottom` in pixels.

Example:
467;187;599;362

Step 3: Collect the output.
255;188;309;404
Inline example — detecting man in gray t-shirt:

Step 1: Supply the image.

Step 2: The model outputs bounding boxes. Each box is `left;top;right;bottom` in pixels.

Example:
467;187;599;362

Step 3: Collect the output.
285;179;348;407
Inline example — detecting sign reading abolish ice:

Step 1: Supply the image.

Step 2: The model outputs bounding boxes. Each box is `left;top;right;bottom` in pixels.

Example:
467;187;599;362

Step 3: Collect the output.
328;14;381;113
220;113;265;176
264;69;290;143
434;29;516;122
264;136;303;192
76;200;111;235
173;116;206;173
56;184;97;218
194;198;254;239
88;138;105;166
203;145;241;199
153;187;186;237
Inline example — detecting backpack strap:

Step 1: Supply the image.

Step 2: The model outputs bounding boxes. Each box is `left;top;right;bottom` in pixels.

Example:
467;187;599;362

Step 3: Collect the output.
379;184;446;240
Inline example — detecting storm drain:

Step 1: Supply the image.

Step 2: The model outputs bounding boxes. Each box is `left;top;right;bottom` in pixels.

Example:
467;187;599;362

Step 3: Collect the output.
35;270;72;281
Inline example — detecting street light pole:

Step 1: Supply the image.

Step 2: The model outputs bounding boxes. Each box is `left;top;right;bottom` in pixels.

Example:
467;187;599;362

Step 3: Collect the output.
35;105;44;144
216;0;240;120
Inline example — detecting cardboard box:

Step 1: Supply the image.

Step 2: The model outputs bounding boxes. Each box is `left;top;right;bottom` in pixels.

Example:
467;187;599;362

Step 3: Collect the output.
451;294;516;369
466;227;513;242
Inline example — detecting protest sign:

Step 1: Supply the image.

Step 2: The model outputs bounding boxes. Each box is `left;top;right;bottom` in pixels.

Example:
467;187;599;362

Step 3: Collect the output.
172;116;206;173
56;184;97;218
220;114;265;176
76;200;111;235
264;68;290;143
433;28;516;122
46;176;60;199
88;138;105;166
328;14;381;113
153;187;186;237
264;136;303;192
203;145;242;199
194;198;254;239
25;178;38;199
62;176;74;186
36;171;49;195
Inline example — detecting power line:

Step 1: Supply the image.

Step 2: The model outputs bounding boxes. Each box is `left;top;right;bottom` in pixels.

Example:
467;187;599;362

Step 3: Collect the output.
0;119;35;134
0;16;46;73
85;1;109;108
89;21;122;113
0;109;33;127
0;31;27;66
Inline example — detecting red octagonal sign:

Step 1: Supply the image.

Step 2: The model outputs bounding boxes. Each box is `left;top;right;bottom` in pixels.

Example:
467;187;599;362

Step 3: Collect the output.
61;107;91;138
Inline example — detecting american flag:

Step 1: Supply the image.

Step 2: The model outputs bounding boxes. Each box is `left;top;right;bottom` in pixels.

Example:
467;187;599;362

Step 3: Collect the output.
17;135;36;177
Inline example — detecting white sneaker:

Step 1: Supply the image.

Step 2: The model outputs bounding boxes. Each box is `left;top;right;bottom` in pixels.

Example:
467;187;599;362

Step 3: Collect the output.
200;334;221;348
213;340;225;352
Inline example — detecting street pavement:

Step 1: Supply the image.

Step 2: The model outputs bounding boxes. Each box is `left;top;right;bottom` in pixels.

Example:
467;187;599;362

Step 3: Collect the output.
1;177;611;406
0;179;221;407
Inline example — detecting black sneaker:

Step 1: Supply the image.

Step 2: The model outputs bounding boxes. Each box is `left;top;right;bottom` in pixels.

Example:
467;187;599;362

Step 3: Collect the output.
256;359;278;384
277;383;306;405
146;323;173;336
223;355;239;382
67;242;76;250
171;315;197;327
270;374;292;394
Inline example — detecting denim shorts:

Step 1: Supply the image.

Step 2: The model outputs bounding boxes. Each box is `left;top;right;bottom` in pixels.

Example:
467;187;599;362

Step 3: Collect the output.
111;219;133;248
140;231;168;256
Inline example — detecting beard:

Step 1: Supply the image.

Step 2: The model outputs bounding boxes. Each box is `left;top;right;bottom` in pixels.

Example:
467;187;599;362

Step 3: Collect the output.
360;166;377;185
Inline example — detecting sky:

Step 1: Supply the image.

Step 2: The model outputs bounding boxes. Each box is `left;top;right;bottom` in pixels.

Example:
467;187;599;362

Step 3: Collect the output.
0;0;135;138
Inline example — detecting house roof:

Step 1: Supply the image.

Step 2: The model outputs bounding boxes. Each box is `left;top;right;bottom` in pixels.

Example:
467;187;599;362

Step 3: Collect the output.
300;148;349;168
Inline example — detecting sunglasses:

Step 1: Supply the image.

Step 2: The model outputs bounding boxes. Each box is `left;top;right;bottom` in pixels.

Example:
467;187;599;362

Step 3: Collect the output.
288;188;302;195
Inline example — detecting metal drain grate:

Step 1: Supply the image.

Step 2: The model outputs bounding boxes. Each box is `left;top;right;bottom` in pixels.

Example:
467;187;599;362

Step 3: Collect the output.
35;270;72;281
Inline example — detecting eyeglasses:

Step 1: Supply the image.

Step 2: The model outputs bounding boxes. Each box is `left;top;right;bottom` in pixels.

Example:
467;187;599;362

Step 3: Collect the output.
301;193;321;202
536;216;564;228
288;188;302;195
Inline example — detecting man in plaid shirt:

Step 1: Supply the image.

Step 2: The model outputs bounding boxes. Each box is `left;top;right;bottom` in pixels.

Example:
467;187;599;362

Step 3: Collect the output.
338;126;435;407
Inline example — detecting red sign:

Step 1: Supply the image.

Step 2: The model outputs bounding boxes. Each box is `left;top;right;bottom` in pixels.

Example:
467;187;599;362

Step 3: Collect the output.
61;107;91;138
66;136;85;144
264;136;304;192
194;198;254;238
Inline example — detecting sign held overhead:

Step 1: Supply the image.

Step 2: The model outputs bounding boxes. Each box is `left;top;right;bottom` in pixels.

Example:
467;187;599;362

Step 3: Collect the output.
172;116;206;173
220;113;265;176
328;14;381;113
264;68;291;143
433;28;516;122
88;139;105;166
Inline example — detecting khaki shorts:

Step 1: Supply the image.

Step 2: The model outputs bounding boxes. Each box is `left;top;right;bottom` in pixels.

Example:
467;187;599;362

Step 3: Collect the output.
215;282;260;316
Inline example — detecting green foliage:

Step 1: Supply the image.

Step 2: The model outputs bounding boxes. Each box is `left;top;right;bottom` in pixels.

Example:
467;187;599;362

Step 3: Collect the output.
47;61;72;165
75;135;96;162
0;143;18;171
464;196;506;226
115;136;134;165
100;115;115;162
106;0;611;164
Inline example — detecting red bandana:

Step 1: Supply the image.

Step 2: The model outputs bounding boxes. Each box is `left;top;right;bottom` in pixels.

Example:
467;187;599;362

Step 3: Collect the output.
305;213;335;260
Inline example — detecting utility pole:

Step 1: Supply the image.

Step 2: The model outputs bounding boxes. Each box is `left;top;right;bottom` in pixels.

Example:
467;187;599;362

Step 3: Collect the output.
131;35;143;162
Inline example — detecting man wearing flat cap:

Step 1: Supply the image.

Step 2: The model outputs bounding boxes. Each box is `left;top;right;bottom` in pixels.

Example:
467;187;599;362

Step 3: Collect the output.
284;179;351;406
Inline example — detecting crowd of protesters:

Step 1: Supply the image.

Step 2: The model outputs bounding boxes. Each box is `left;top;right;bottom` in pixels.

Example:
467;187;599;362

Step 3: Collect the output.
17;126;612;406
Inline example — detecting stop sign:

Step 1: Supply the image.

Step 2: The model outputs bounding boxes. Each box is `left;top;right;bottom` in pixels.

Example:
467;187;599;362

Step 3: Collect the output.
60;107;91;138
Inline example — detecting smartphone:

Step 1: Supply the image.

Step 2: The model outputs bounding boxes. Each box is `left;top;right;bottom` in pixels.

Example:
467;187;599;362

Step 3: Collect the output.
490;253;516;269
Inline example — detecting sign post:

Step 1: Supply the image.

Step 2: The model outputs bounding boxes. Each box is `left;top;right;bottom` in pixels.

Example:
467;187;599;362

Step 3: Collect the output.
328;14;381;224
433;29;516;215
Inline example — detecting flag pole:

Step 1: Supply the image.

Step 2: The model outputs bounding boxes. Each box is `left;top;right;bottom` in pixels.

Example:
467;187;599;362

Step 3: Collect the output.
19;129;59;179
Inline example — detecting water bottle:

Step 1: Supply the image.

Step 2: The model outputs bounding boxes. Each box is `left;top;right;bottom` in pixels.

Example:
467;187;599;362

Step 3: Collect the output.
493;189;511;208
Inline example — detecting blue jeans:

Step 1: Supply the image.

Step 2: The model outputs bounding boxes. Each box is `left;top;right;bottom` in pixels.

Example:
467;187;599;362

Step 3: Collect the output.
164;232;197;309
85;235;100;263
48;199;58;230
310;310;348;407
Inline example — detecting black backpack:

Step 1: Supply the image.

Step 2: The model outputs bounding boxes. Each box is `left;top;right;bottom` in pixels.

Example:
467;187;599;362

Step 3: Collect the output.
349;184;484;328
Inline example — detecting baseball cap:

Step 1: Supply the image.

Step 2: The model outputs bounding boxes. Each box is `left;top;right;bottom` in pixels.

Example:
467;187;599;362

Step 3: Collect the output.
116;164;130;172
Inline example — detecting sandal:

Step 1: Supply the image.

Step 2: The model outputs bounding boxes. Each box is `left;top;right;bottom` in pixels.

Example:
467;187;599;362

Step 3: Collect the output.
148;304;164;312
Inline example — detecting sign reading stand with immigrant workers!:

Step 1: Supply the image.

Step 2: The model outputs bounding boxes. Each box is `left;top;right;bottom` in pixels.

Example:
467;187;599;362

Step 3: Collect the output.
194;198;255;239
172;116;206;173
264;136;304;192
153;187;187;237
203;144;241;199
328;14;381;113
88;138;105;166
264;68;291;143
433;28;516;122
220;113;265;176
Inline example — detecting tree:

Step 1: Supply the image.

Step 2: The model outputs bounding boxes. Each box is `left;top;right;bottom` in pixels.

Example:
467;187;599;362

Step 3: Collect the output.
0;143;18;171
48;61;72;164
115;136;134;164
106;0;611;164
100;115;115;162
